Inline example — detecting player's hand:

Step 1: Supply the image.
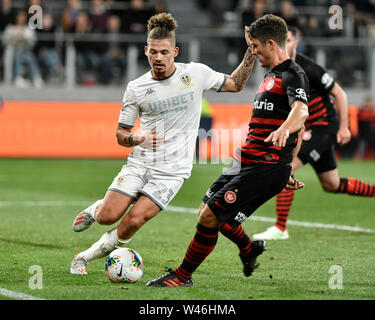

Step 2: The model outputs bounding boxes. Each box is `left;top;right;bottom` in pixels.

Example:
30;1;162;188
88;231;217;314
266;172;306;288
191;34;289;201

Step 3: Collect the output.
336;127;351;146
134;130;164;151
245;26;252;48
285;176;304;190
265;128;290;147
245;26;256;56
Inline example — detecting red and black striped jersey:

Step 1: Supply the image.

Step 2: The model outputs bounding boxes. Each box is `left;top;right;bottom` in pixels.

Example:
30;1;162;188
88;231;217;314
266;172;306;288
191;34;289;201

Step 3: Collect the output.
295;54;339;133
234;59;309;166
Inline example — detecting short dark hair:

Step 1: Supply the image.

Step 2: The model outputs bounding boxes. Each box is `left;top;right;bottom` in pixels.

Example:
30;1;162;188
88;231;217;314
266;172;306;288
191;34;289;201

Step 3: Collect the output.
248;14;288;47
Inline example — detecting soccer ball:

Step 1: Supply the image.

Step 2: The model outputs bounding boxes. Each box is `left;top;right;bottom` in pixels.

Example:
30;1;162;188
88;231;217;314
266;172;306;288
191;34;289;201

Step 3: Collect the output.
105;247;144;283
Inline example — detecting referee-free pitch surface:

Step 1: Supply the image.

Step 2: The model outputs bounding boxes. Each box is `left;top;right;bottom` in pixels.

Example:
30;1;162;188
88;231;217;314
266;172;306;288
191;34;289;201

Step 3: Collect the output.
0;159;374;300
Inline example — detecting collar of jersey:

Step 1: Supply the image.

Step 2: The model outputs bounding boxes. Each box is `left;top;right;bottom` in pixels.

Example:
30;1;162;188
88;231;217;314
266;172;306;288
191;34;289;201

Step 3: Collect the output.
151;66;177;81
270;58;292;73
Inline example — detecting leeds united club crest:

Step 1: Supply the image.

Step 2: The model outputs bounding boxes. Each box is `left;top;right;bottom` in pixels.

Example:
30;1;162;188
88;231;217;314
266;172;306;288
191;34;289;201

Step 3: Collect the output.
180;74;194;89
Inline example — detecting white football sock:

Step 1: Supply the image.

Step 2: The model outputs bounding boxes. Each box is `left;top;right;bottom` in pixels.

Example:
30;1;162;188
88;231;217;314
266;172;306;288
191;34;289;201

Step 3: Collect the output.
84;199;103;220
79;228;132;262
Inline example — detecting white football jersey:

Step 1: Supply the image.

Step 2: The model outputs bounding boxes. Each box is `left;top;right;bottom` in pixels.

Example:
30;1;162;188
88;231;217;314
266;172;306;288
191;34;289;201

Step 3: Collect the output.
119;62;226;178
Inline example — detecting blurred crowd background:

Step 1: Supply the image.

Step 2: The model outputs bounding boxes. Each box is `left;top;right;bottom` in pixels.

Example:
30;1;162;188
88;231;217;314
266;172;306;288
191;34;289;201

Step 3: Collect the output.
0;0;374;158
1;0;375;87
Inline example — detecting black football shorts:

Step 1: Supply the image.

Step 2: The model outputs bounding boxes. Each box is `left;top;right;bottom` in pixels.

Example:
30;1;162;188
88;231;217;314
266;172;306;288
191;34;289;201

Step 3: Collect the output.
297;127;338;174
203;160;291;226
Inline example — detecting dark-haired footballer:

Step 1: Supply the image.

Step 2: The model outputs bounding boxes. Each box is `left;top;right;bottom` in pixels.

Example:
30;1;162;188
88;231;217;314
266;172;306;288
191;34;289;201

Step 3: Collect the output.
147;14;309;287
254;26;375;241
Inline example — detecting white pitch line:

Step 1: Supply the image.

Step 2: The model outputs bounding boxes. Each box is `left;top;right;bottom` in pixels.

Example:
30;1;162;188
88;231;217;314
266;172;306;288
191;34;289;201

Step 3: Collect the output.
0;200;89;207
166;205;375;234
0;200;374;234
0;287;45;300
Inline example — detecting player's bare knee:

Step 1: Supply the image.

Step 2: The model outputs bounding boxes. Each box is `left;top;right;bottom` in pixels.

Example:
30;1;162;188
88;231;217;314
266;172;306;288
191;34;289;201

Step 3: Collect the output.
197;202;206;217
321;181;339;193
198;206;220;228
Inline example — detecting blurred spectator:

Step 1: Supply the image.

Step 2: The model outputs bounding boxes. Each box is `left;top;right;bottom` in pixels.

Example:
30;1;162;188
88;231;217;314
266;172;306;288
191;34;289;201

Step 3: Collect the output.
358;96;375;158
121;0;153;34
347;0;375;37
278;0;298;27
300;15;324;37
89;0;109;32
73;11;110;85
62;0;82;32
105;14;127;84
2;11;44;87
0;0;16;31
196;0;239;11
240;0;267;27
34;13;63;83
122;0;153;62
196;0;239;27
0;0;16;80
153;1;166;14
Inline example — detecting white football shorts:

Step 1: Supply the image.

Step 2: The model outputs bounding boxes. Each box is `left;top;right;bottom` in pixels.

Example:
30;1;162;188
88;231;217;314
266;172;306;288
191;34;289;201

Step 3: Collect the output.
108;163;185;210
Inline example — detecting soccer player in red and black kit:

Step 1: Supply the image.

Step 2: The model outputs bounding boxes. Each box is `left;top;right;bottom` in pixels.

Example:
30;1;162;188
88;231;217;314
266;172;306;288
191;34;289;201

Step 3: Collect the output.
253;27;375;241
147;14;309;287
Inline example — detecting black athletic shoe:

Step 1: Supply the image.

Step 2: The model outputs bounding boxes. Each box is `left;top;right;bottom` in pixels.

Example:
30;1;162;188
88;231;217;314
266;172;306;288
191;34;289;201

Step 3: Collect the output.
240;240;267;277
146;268;194;287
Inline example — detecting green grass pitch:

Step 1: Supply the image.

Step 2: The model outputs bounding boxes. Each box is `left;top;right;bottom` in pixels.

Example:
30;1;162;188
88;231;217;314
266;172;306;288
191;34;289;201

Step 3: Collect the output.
0;158;374;300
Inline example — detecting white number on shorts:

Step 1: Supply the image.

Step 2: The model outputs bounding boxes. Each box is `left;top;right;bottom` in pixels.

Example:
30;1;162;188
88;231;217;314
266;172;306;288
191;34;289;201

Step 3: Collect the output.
153;183;175;205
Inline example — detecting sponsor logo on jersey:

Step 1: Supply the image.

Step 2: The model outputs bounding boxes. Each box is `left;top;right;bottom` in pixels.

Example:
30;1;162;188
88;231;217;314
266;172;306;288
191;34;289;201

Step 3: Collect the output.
145;88;156;96
224;191;237;203
234;211;247;223
205;188;214;199
295;88;307;101
180;74;194;89
253;99;274;111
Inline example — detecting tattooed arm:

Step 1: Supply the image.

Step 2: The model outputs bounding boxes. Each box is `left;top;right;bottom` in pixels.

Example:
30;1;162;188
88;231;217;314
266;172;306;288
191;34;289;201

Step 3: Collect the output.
116;125;163;150
220;26;256;92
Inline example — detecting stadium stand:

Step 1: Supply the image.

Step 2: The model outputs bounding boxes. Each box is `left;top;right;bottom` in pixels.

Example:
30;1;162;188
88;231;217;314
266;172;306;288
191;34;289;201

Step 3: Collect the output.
0;0;374;158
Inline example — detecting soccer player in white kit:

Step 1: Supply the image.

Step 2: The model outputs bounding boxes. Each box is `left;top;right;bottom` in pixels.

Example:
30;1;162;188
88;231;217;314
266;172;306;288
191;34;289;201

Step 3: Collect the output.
70;12;257;274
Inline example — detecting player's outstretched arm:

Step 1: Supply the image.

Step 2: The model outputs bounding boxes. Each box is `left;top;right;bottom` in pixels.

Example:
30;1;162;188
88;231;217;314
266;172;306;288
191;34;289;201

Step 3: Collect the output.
220;26;256;92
